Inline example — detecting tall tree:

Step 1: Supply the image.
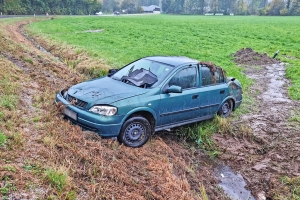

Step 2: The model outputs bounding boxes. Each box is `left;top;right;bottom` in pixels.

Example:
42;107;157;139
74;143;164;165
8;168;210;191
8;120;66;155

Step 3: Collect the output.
209;0;219;13
266;0;285;15
259;0;268;8
289;0;300;15
249;0;260;14
236;0;248;14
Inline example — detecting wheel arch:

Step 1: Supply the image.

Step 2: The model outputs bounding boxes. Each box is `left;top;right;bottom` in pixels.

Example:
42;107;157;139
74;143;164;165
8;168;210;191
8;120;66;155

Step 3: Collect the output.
218;97;235;111
121;108;156;132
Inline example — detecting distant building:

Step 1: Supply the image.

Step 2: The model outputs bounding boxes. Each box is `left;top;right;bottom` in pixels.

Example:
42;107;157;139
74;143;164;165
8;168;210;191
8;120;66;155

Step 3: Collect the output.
142;5;161;14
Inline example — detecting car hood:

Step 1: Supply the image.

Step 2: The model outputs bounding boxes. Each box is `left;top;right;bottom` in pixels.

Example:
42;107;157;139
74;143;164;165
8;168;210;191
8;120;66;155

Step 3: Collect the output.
67;77;148;105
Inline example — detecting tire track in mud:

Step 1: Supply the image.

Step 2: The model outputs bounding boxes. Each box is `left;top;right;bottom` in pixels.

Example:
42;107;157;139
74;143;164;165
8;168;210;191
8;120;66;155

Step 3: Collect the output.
0;21;85;199
214;48;300;199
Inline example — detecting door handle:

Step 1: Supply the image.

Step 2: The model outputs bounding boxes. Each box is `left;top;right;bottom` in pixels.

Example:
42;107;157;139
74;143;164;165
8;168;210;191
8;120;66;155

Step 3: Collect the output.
192;94;198;99
220;90;225;94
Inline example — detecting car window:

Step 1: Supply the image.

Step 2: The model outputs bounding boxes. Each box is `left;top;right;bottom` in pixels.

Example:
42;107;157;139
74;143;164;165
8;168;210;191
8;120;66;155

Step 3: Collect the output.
201;66;213;86
169;66;197;89
215;67;225;83
112;59;174;87
201;66;225;86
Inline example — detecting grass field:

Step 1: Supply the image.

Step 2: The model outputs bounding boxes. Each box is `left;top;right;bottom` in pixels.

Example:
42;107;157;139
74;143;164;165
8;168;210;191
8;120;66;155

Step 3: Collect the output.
1;15;300;199
27;15;300;100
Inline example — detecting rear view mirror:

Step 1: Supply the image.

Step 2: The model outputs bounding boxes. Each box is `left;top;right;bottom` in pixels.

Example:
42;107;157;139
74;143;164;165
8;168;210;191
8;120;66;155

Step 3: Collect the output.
166;85;182;93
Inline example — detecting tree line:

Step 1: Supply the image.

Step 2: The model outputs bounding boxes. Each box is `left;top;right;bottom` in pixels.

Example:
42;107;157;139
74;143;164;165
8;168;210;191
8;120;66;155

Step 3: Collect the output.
0;0;101;15
161;0;300;15
103;0;300;15
0;0;299;15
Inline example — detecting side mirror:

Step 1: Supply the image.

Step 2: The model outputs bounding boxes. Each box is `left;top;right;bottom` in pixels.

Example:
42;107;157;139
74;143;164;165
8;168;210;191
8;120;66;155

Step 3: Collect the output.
166;85;182;93
108;69;118;77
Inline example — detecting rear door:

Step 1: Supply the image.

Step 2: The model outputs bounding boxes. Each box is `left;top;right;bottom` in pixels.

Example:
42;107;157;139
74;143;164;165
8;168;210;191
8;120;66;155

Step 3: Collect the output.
198;65;228;117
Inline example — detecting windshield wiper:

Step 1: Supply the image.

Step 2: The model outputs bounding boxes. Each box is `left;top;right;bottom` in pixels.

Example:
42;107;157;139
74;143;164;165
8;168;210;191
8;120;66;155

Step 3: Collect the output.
128;65;134;75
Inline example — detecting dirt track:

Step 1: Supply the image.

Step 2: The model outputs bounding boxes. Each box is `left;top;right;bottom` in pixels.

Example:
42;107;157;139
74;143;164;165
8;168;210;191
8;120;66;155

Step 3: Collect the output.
214;48;300;198
1;19;300;199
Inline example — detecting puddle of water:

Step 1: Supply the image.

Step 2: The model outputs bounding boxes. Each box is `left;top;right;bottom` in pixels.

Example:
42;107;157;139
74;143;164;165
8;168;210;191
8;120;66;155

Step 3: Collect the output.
214;165;256;200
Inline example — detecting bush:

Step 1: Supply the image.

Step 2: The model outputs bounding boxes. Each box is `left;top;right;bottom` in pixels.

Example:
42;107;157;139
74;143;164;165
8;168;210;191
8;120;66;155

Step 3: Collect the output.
280;8;289;16
259;8;267;15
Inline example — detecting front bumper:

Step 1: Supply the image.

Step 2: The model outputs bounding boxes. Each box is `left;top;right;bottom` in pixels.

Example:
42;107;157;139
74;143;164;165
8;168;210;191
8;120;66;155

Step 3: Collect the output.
55;92;123;137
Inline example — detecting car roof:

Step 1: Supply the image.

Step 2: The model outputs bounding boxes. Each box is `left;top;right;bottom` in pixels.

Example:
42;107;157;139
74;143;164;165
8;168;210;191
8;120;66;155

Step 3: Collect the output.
144;56;198;67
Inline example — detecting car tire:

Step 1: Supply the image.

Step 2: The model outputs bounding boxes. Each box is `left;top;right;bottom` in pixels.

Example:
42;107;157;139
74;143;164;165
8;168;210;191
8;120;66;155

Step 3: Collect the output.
217;100;233;118
118;115;152;148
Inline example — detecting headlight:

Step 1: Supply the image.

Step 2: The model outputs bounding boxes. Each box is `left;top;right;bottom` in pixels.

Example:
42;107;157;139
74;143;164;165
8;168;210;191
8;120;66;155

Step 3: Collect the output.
89;105;117;116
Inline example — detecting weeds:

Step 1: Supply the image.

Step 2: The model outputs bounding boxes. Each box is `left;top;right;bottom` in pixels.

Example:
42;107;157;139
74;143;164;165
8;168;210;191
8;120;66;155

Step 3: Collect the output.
200;183;209;200
0;111;4;121
0;132;8;146
66;190;76;200
24;58;33;64
23;161;43;175
0;182;17;197
0;95;18;110
45;168;68;191
289;109;300;123
288;109;300;131
33;116;42;122
3;165;16;172
279;176;300;199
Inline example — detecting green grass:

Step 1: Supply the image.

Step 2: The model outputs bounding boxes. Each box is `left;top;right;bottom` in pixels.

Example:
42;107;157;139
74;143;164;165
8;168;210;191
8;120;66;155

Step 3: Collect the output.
175;116;230;156
279;176;300;199
27;15;300;99
0;132;8;147
45;168;68;191
0;95;18;110
3;165;16;172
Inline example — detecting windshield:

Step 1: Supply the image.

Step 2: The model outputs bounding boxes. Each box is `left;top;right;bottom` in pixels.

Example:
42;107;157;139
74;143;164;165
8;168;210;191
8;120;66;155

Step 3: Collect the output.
111;58;174;88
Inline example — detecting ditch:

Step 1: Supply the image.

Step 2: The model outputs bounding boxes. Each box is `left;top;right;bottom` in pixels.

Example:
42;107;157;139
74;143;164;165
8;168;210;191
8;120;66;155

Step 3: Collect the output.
1;19;299;199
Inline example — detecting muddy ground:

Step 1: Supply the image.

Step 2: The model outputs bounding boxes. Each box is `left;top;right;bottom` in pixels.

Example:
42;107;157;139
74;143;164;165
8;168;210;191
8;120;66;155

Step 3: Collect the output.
214;48;300;199
0;19;299;199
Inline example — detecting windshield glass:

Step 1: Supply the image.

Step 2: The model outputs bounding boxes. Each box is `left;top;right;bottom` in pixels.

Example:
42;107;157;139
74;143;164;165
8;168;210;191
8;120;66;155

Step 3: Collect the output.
112;58;174;87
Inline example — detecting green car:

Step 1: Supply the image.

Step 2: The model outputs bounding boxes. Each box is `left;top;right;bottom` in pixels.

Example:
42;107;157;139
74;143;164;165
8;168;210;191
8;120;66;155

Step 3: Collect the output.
55;56;242;147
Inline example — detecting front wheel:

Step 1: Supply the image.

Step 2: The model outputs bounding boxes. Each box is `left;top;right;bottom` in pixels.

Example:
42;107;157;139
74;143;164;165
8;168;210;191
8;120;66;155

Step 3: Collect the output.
217;100;233;118
118;115;152;148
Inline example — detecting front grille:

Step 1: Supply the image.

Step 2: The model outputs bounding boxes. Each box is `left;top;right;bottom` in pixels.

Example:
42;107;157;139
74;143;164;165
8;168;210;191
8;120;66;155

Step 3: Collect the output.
64;116;98;132
66;95;87;109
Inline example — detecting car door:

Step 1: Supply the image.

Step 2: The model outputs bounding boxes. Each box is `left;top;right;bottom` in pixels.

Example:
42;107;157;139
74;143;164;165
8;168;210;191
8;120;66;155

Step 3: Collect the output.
157;64;201;126
197;65;228;117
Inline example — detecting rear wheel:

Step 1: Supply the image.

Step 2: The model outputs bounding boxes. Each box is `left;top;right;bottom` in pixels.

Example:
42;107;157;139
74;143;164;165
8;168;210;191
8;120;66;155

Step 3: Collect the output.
118;115;151;148
218;100;233;118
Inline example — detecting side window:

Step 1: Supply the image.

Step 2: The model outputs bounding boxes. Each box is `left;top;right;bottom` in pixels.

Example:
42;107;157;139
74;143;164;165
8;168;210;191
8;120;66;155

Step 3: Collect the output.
216;67;225;83
201;66;225;86
201;66;213;86
169;67;197;89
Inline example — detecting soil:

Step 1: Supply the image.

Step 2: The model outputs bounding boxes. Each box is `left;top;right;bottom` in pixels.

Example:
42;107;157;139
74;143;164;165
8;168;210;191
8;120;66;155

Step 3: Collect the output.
0;19;299;199
214;47;300;199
